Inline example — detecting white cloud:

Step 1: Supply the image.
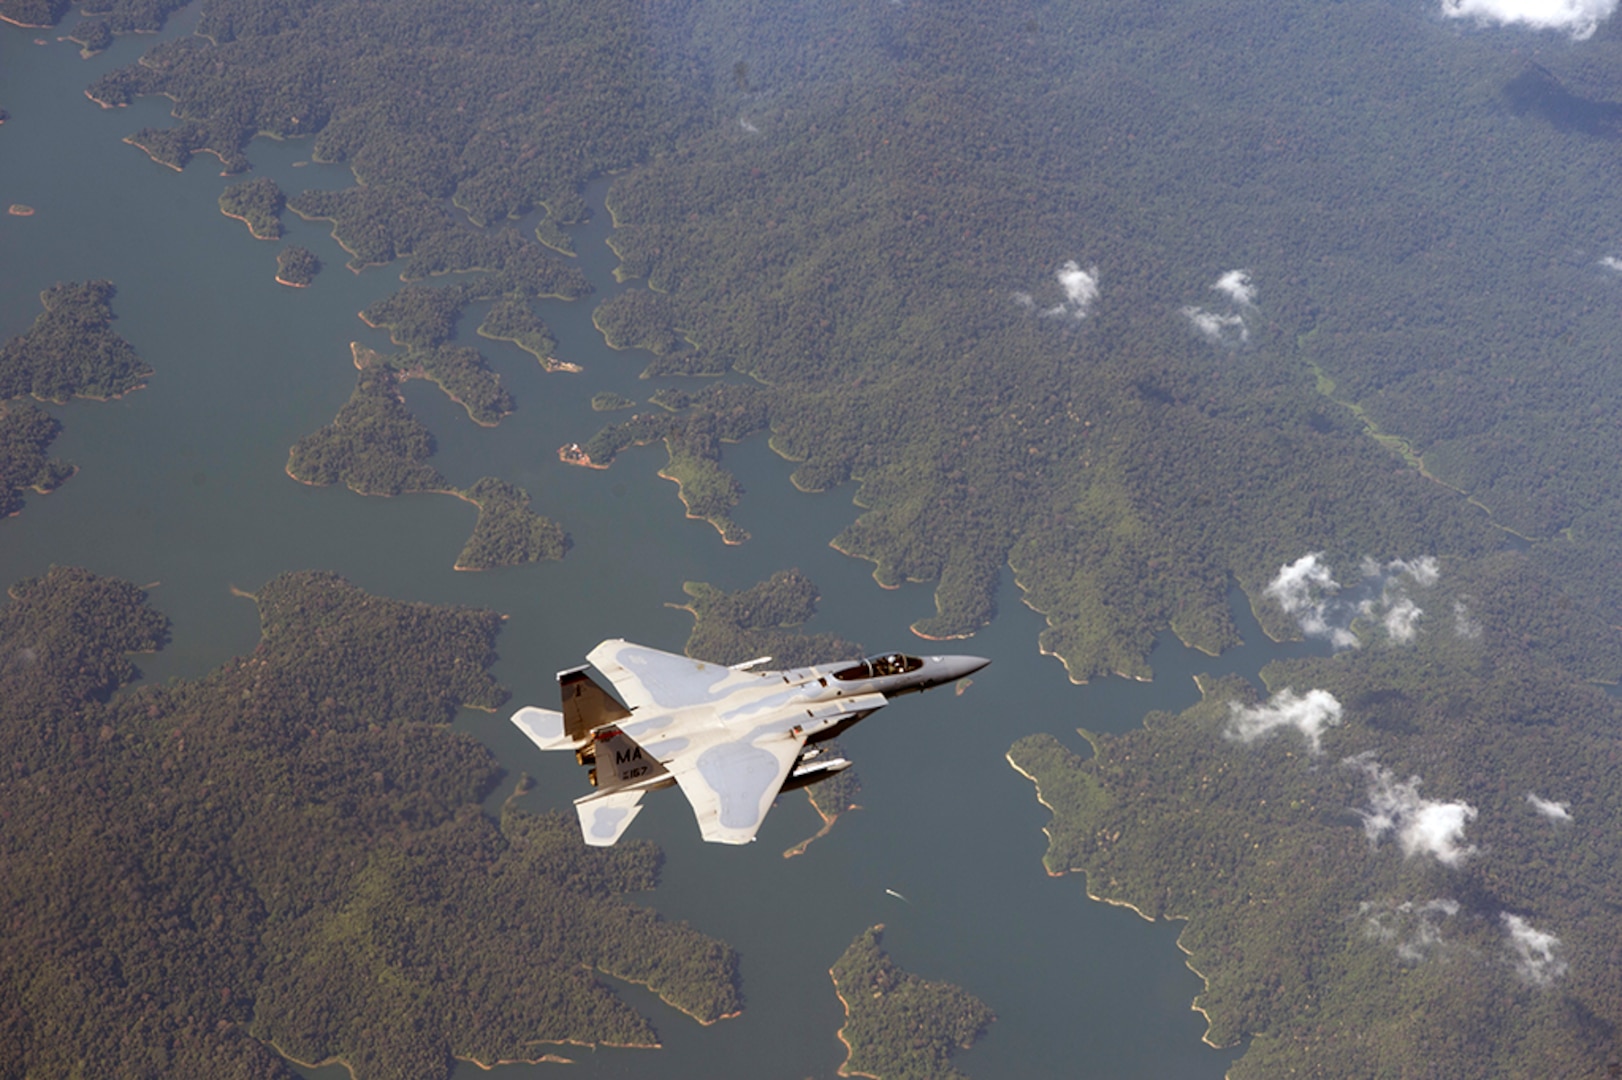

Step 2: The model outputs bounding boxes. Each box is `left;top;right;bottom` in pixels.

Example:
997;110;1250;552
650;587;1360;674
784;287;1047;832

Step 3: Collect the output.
1212;269;1257;307
1182;307;1249;345
1380;556;1439;588
1226;688;1343;755
1601;256;1622;274
1267;554;1440;648
1014;261;1099;321
1183;270;1258;347
1525;792;1572;822
1361;898;1459;962
1357;557;1437;644
1501;913;1568;985
1441;0;1618;40
1452;600;1482;640
1349;755;1478;867
1265;553;1358;648
738;116;760;134
1056;261;1100;313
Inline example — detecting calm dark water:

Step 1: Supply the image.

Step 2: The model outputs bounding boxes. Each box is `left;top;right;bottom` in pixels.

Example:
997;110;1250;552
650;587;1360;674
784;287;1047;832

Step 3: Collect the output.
0;16;1329;1077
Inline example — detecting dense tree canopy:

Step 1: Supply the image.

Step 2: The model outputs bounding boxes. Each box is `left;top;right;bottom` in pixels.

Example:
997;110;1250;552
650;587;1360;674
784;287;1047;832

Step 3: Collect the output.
1010;551;1622;1078
0;400;74;517
0;280;150;403
41;0;1622;1073
454;476;568;570
0;569;740;1080
829;926;994;1080
219;176;285;239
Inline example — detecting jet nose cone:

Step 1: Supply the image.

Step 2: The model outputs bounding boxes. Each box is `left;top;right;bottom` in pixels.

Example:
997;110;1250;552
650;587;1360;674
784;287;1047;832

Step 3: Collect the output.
936;655;991;681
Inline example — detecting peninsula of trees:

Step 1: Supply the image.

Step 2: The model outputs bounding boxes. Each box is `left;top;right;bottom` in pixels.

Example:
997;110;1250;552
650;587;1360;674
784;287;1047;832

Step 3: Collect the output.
677;569;861;670
829;926;994;1080
288;345;568;569
0;568;741;1080
455;476;568;570
0;400;74;517
275;245;319;287
574;384;770;545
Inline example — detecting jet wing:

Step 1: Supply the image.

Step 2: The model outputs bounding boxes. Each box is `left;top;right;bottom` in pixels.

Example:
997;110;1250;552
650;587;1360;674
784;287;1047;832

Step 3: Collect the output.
666;693;888;845
587;639;734;712
667;728;807;845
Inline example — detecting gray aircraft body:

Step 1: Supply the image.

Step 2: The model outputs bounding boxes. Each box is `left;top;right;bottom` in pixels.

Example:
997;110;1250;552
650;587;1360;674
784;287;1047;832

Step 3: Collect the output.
511;639;989;846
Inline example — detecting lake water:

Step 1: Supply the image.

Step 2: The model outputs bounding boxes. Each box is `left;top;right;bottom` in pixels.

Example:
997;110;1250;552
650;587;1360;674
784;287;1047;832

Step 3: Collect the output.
0;16;1325;1077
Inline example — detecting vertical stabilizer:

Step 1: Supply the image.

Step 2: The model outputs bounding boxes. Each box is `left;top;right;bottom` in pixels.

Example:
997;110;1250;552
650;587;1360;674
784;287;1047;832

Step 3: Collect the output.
559;665;631;741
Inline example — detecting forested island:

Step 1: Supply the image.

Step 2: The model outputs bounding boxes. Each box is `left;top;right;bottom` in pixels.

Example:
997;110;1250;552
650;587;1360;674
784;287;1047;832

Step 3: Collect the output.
1009;549;1622;1077
275;245;319;287
218;176;284;239
591;391;635;411
829;926;994;1080
0;280;150;402
0;568;740;1079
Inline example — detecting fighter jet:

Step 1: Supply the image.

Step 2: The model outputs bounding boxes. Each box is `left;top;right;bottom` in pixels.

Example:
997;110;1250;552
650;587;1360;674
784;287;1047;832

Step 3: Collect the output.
510;639;989;846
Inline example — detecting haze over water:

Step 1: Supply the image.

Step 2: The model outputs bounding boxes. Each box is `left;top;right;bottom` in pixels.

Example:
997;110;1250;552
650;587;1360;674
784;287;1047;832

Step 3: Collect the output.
0;14;1331;1076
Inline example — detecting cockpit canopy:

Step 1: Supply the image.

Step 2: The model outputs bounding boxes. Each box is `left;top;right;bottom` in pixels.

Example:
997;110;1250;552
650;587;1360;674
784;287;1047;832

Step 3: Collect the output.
831;653;925;681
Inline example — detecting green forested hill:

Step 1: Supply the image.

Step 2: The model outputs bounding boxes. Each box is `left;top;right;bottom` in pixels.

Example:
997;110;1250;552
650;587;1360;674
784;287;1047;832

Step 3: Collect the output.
0;569;739;1080
1009;550;1622;1077
32;0;1622;1074
75;0;1622;670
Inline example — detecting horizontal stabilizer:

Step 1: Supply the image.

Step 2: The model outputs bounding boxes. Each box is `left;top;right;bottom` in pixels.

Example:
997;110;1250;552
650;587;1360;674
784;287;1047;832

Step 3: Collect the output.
574;788;647;846
510;706;580;751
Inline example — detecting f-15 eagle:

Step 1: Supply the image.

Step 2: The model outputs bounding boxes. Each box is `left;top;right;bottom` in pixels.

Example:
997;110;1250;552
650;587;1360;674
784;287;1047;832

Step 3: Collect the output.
511;639;989;846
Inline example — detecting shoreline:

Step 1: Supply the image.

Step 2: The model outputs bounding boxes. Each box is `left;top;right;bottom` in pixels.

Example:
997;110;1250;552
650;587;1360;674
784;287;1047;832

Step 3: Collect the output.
655;464;748;545
829;962;882;1080
1006;748;1227;1048
349;340;507;428
596;964;741;1029
782;793;858;859
557;442;608;469
475;325;582;372
219;206;279;240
